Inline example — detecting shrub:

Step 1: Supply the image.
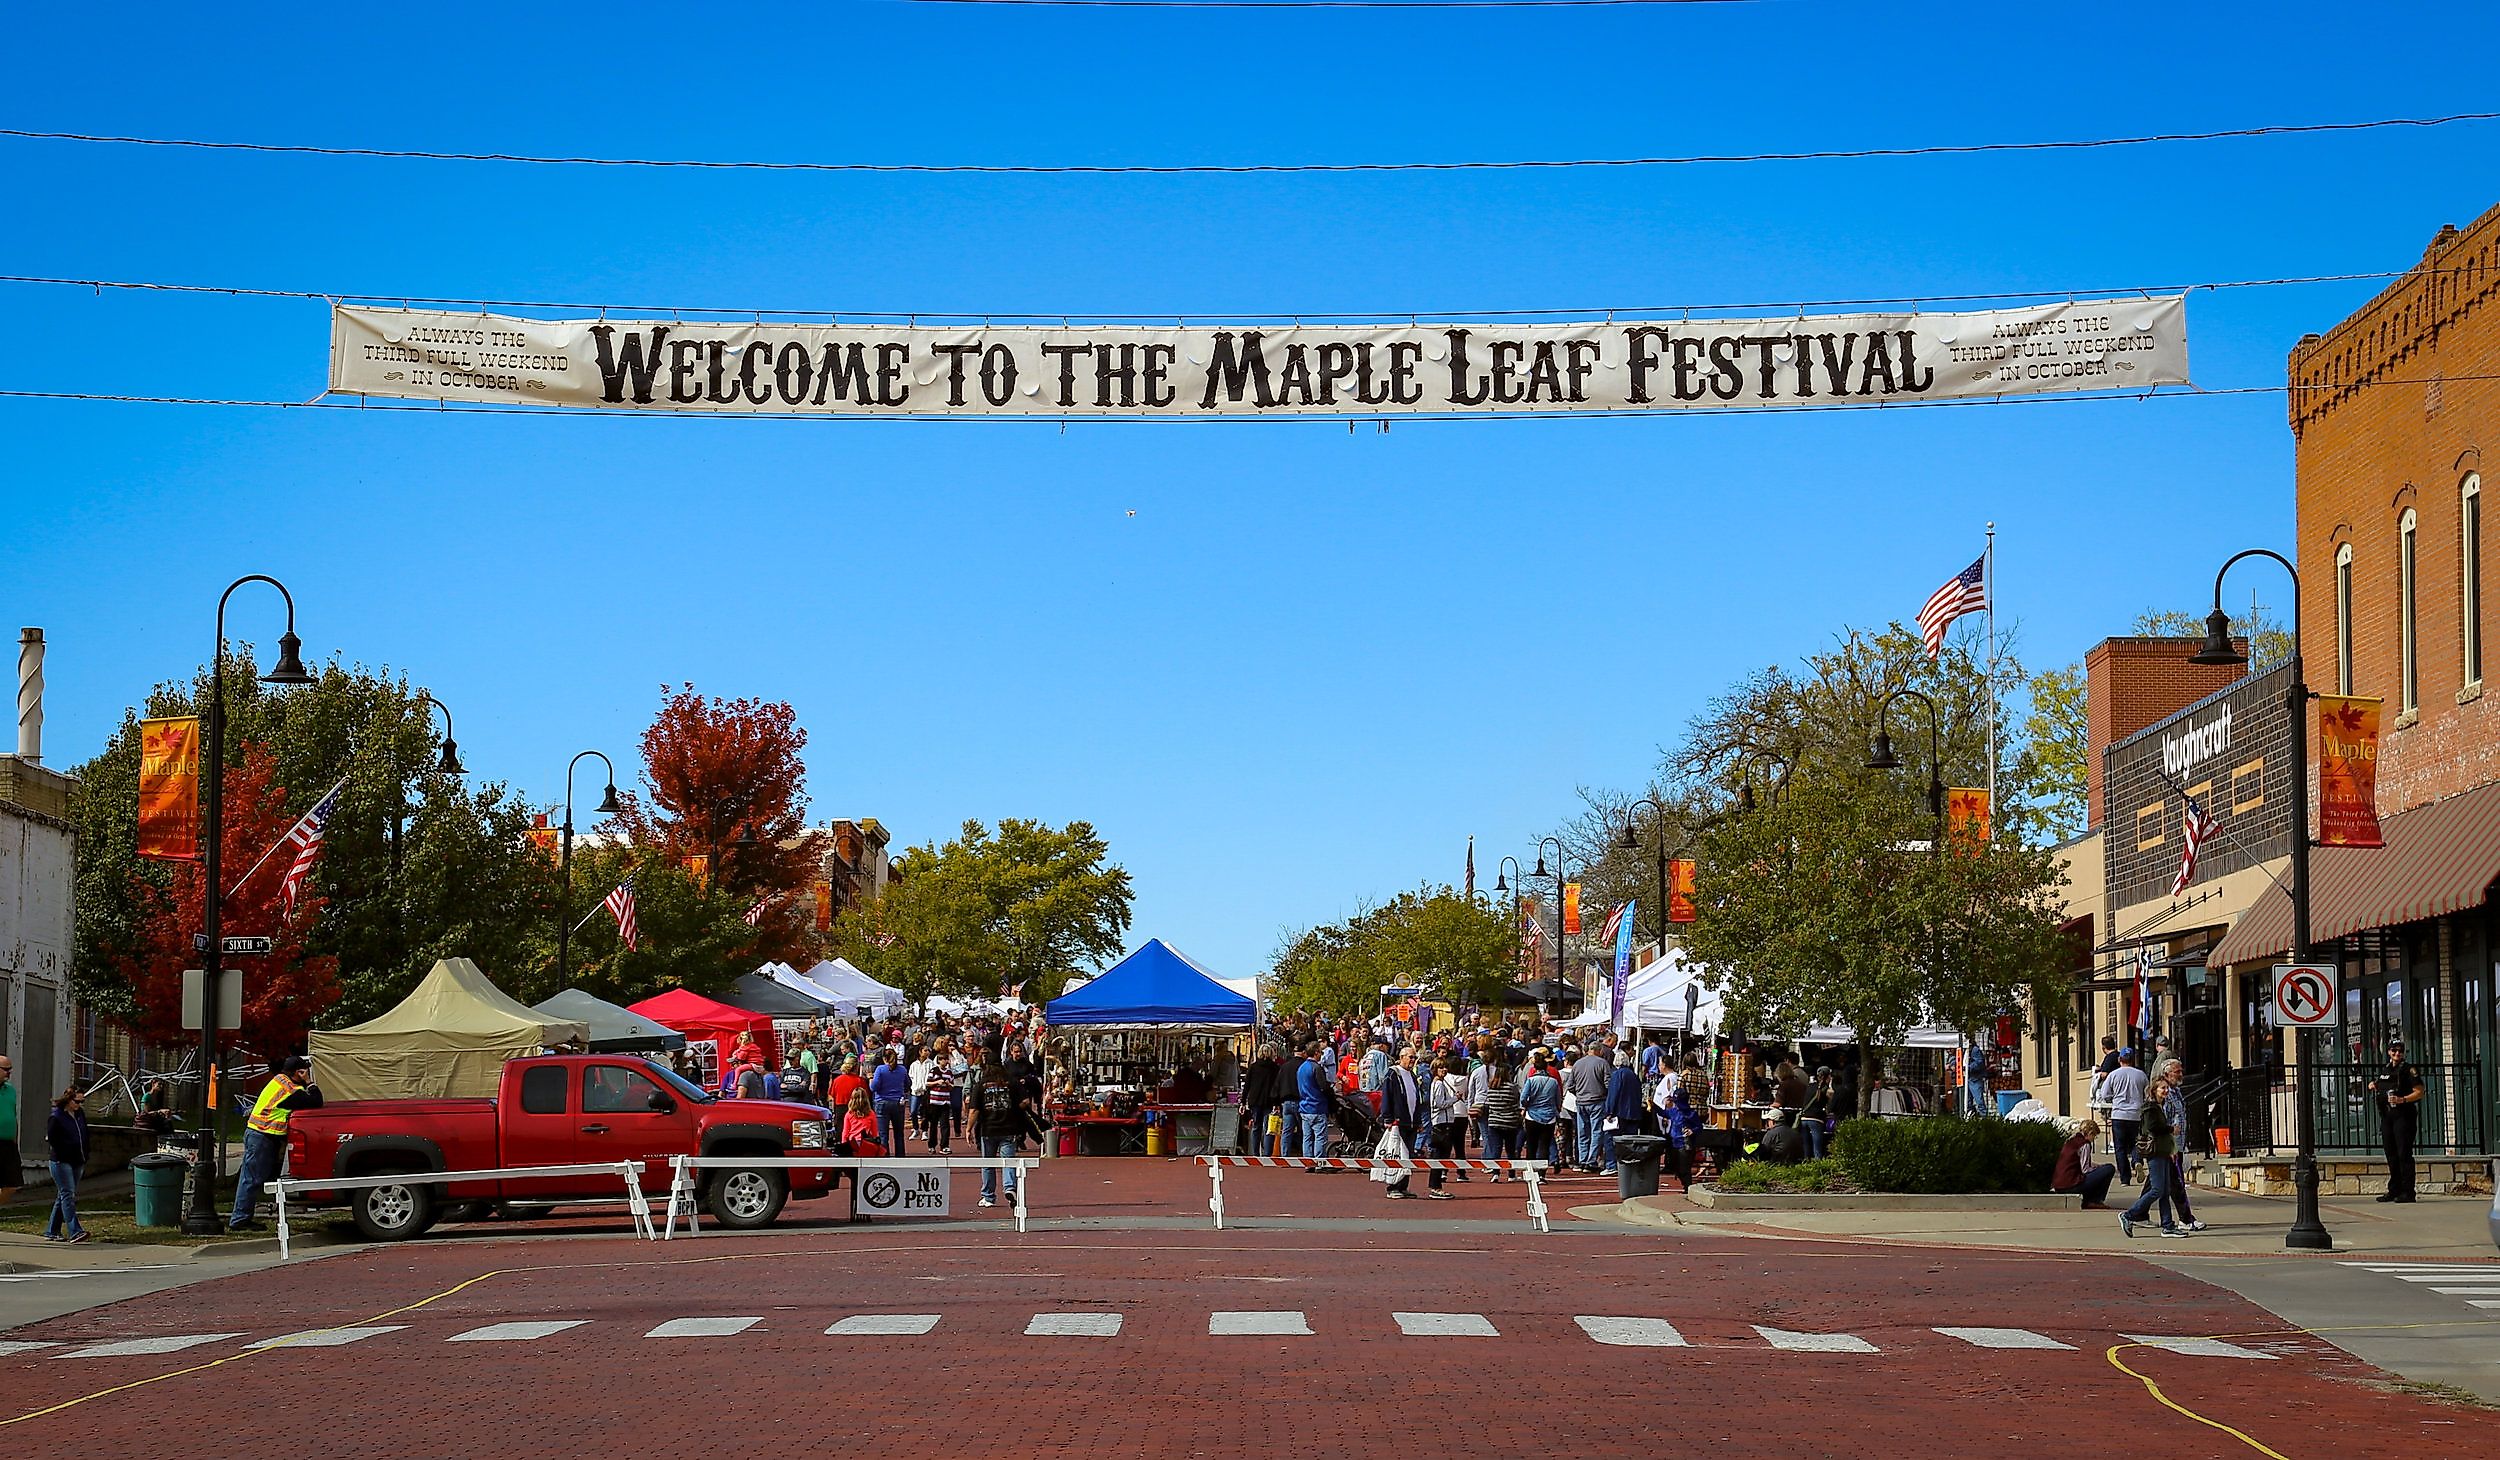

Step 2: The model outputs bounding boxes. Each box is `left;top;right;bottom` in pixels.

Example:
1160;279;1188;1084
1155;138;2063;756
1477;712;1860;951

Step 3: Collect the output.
1831;1116;2065;1194
1714;1158;1854;1194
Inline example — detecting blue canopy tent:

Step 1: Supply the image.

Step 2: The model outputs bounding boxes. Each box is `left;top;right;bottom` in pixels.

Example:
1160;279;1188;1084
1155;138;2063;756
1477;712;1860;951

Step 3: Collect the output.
1045;939;1254;1032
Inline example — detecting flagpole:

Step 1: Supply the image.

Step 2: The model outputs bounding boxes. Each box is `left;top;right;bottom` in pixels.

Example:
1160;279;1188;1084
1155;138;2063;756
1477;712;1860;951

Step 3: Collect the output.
1984;522;1999;827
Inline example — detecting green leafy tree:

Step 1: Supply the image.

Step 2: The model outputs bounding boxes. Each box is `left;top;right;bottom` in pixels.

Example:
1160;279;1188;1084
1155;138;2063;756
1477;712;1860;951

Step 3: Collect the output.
72;654;561;1029
832;818;1133;1006
1268;886;1516;1017
1682;768;2072;1115
544;842;753;1009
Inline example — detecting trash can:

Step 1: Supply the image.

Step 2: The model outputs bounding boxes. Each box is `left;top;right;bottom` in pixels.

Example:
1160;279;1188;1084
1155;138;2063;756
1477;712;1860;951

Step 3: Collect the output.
1994;1090;2026;1117
132;1152;191;1229
1612;1134;1668;1201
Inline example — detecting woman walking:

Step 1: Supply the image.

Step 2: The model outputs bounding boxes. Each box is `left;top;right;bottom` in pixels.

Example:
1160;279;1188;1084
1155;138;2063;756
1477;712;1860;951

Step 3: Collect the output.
45;1086;89;1244
1519;1053;1562;1167
1430;1055;1472;1182
1480;1055;1524;1179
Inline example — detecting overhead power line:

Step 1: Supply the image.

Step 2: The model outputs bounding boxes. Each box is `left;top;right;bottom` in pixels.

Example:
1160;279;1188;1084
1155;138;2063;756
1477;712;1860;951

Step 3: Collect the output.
0;110;2488;178
0;266;2446;326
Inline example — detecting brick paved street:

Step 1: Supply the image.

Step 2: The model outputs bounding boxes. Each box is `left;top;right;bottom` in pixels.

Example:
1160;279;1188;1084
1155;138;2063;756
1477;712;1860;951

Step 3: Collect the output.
4;1202;2492;1458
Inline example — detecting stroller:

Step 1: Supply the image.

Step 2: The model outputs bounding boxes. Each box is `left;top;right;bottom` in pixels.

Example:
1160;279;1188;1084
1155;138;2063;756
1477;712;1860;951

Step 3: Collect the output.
1327;1092;1386;1158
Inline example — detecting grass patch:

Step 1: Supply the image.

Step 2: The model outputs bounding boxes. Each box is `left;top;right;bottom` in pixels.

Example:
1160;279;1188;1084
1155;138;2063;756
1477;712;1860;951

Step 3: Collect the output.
1712;1158;1855;1194
0;1172;260;1246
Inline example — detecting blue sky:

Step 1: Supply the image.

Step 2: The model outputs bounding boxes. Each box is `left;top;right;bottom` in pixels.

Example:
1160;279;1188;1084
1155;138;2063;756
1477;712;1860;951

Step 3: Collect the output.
3;2;2492;979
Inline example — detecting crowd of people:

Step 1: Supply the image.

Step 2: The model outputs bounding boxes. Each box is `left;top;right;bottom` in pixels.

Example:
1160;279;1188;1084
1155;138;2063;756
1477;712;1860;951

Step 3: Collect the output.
668;1008;1056;1208
1242;1016;1715;1199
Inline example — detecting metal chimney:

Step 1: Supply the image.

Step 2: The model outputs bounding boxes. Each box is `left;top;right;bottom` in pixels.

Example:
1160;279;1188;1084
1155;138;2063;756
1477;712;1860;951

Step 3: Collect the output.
17;627;42;764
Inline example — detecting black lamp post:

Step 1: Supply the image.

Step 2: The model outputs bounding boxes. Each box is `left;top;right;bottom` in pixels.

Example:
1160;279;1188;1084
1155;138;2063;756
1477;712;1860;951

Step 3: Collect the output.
388;693;465;966
183;576;316;1236
1867;686;1948;846
1533;835;1567;994
1617;796;1675;953
557;751;623;985
1734;746;1792;814
1494;856;1525;982
2190;549;2331;1251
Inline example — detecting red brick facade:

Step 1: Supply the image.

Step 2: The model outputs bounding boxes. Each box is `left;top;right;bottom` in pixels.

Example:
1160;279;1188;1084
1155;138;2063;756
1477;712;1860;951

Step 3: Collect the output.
2294;202;2500;815
2083;637;2246;826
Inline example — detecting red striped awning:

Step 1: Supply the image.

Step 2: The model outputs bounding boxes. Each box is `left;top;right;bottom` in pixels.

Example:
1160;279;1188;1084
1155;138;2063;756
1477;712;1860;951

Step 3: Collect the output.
2207;778;2500;966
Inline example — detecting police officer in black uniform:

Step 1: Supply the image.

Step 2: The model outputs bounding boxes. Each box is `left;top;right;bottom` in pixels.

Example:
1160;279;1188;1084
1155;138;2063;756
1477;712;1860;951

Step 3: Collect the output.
2367;1039;2422;1203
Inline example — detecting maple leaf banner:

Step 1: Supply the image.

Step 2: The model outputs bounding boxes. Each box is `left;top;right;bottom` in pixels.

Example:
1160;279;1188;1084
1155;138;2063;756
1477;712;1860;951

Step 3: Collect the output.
1667;859;1698;924
1562;882;1582;935
2316;694;2386;849
1946;787;1991;853
328;298;2190;419
137;715;201;861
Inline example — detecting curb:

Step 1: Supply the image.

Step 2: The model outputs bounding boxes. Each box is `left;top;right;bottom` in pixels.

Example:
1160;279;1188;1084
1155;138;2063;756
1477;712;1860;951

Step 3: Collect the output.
1568;1200;1682;1229
1686;1187;2074;1212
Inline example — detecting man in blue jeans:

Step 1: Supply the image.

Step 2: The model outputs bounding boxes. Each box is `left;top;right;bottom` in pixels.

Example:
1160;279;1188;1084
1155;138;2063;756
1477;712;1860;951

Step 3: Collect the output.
1296;1043;1333;1165
869;1050;913;1156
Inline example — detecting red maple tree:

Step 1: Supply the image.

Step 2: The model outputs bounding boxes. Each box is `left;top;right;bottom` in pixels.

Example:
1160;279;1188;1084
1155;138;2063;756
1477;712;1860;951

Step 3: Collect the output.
613;683;819;914
120;743;342;1054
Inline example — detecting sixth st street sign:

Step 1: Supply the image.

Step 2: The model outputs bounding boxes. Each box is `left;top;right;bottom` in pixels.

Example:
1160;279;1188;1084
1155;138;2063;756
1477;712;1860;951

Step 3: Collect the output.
192;934;275;956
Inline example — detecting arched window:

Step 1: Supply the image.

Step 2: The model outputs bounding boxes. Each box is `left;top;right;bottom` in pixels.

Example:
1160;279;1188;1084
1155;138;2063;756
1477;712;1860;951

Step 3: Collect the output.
2465;473;2484;688
2400;507;2420;715
2336;542;2355;695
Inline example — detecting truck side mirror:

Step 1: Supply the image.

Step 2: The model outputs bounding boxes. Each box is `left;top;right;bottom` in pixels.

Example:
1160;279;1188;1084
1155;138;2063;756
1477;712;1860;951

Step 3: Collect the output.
647;1092;677;1114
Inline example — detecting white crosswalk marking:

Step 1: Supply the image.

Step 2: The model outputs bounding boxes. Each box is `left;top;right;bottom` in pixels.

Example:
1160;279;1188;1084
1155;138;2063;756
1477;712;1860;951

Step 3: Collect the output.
1574;1316;1688;1347
1026;1313;1123;1337
448;1321;585;1343
2123;1334;2276;1360
2472;1301;2500;1311
2391;1273;2500;1283
646;1318;761;1338
1934;1326;2074;1350
56;1333;243;1358
0;1340;60;1357
1754;1326;1878;1353
1209;1310;1311;1336
246;1326;406;1349
1394;1312;1499;1336
825;1314;940;1336
2427;1287;2500;1296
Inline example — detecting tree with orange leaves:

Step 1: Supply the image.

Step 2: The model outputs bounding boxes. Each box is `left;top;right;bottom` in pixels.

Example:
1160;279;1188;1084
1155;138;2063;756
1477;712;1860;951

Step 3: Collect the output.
612;684;819;964
117;743;342;1054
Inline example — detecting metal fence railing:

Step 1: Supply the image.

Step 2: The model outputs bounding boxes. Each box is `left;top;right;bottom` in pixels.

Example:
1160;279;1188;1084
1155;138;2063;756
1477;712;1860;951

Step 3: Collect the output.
2213;1063;2486;1156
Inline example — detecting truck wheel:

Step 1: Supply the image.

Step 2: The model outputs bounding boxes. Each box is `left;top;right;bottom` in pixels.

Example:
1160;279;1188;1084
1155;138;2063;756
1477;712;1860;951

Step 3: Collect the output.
350;1174;437;1241
704;1166;787;1229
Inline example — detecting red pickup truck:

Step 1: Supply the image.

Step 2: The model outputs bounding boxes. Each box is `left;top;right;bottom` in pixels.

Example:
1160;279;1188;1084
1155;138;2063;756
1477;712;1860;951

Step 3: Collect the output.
286;1053;835;1239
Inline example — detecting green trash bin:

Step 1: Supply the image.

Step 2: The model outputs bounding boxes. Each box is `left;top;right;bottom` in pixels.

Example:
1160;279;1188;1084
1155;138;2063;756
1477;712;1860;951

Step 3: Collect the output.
132;1152;190;1229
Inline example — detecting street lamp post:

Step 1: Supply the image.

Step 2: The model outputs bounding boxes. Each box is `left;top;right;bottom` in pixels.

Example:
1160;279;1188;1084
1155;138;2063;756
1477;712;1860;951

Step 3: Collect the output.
2190;549;2331;1251
1866;687;1948;846
183;576;316;1236
1533;836;1567;995
1734;746;1792;814
1494;856;1525;981
1617;797;1675;953
557;751;623;986
389;694;465;946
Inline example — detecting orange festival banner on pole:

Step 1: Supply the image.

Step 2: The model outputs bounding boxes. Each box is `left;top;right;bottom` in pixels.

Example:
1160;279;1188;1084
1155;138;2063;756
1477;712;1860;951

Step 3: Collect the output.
525;813;560;860
1562;883;1582;935
1946;787;1992;853
137;715;201;861
2317;694;2386;849
812;881;834;932
1667;859;1697;923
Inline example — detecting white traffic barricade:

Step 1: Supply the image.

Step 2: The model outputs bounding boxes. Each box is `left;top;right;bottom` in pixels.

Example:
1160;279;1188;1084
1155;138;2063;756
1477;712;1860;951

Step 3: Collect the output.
270;1161;652;1258
661;1154;1042;1238
1198;1156;1549;1232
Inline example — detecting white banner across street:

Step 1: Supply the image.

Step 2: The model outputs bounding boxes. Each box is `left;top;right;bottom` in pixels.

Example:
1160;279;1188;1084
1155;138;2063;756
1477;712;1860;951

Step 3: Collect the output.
327;296;2189;418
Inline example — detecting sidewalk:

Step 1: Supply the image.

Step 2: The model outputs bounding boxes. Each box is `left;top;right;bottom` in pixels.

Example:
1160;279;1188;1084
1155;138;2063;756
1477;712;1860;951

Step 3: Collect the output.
1582;1183;2498;1262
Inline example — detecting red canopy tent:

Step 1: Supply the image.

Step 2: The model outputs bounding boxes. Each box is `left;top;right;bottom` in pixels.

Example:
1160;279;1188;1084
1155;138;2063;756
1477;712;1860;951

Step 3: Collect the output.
628;988;778;1078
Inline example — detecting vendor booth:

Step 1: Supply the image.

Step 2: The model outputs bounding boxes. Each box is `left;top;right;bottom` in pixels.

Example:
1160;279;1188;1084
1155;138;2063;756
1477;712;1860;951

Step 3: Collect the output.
309;958;589;1101
725;971;833;1035
1044;939;1255;1156
629;988;777;1085
531;988;686;1053
799;958;908;1016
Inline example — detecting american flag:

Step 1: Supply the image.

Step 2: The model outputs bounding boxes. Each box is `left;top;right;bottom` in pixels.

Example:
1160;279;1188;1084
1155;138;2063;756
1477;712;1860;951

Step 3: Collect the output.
604;874;640;952
277;778;345;918
1520;898;1544;956
1916;555;1988;660
741;893;773;927
1600;902;1627;945
2170;790;2219;896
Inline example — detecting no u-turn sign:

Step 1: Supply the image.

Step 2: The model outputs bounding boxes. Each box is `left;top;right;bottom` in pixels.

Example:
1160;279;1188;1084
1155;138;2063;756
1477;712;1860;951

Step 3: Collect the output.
2272;963;2339;1028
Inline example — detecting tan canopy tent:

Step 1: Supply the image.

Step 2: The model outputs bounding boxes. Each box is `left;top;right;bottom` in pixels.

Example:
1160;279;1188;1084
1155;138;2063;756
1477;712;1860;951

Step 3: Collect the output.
308;958;589;1101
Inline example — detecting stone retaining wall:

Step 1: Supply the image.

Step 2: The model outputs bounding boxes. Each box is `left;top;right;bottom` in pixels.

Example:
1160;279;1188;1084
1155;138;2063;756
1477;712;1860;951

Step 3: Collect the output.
2195;1154;2496;1197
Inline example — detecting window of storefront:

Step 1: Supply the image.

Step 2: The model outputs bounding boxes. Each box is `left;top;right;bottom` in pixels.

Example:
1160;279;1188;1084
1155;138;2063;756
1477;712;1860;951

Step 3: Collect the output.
2239;969;2282;1078
2336;541;2355;695
2464;473;2484;687
2400;507;2420;715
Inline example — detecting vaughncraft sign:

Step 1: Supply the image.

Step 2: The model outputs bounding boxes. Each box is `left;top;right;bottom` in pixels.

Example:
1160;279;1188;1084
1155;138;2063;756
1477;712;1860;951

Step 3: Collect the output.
327;297;2189;418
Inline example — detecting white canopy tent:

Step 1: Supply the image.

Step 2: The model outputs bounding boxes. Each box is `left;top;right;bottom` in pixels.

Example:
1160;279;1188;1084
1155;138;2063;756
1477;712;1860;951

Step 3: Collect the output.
1567;951;1963;1048
801;958;908;1015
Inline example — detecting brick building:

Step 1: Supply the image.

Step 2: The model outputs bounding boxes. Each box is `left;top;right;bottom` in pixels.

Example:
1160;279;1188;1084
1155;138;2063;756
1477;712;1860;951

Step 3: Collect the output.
2199;203;2500;1185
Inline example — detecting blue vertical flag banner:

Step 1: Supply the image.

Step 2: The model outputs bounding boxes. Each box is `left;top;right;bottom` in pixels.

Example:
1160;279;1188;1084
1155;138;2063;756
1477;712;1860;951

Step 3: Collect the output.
1611;901;1638;1033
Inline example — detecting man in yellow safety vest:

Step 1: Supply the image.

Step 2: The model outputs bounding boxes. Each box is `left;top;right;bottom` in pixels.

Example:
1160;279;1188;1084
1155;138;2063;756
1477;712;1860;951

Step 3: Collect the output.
229;1056;320;1232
